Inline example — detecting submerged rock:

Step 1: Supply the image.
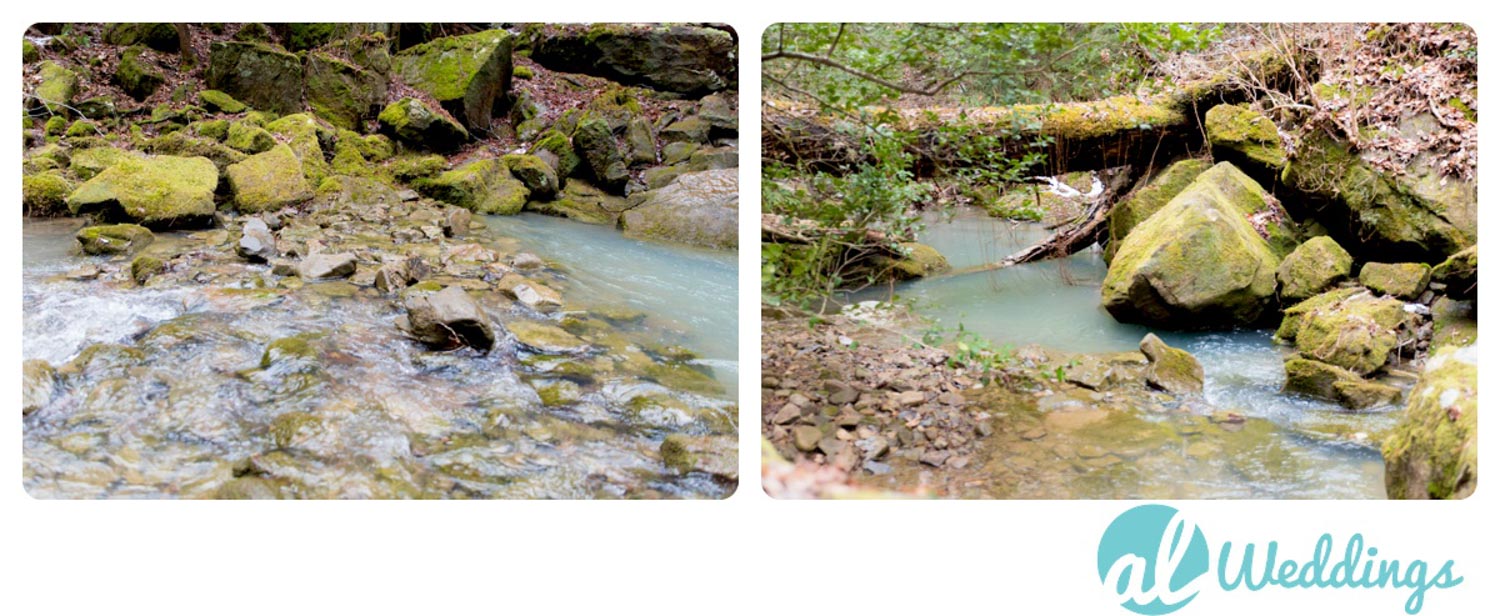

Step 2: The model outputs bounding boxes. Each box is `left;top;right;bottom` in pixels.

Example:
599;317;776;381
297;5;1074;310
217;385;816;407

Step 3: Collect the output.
76;223;155;256
1101;162;1282;328
1383;344;1477;499
400;285;495;351
1276;236;1352;302
507;321;588;354
1358;262;1431;300
1139;333;1203;394
66;155;219;227
620;168;737;249
391;29;514;132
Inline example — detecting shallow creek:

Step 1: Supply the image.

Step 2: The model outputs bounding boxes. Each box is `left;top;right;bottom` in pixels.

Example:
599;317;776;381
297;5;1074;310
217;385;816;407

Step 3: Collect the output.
22;215;736;499
848;208;1393;498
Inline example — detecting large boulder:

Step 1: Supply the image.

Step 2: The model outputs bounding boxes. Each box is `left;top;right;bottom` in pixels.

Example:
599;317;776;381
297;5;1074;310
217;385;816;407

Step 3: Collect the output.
304;51;386;130
621;168;737;249
1382;344;1477;499
33;61;78;113
1358;262;1431;300
206;41;305;114
1276;236;1352;302
870;242;949;280
66;155;219;227
400;284;495;351
1280;288;1409;376
1431;246;1477;300
225;145;314;212
378;98;469;152
76;224;154;256
102;23;181;52
115;46;165;101
1139;333;1203;394
265;114;332;185
503;154;558;200
530;24;735;95
1105;158;1211;262
415;158;528;215
1283;356;1401;410
22;171;72;216
1101;162;1283;328
572;116;628;192
1204;104;1287;173
1282;132;1473;263
391;30;513;132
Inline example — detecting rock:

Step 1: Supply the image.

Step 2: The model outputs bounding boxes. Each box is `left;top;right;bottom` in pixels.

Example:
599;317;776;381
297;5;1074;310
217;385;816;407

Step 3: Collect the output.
22;359;57;416
22;171;72;216
698;93;737;132
144;132;249;172
1139;333;1203;394
401;285;495;350
442;207;471;238
391;29;514;132
115;46;165;100
378;98;470;152
1430;297;1477;348
198;89;248;114
1383;344;1477;499
894;391;925;406
510;253;544;270
513;282;563;313
1431;246;1477;300
1359;262;1432;300
75;224;154;256
1106;160;1212;261
620;168;737;249
225;144;314;212
1333;379;1403;410
1276;236;1353;302
658;434;735;480
871;242;950;280
572;117;628;193
507;321;588;354
414;158;528;215
1283;132;1472;263
1284;356;1399;409
624;117;656;166
1102;162;1283;328
264;114;332;184
237;218;277;262
791;425;822;452
206;41;305;114
1286;289;1408;375
103;23;180;51
298;252;357;280
660;116;710;144
1205;104;1287;172
530;24;735;95
224;121;276;154
217;477;281;500
33;61;78;113
503;154;558;200
304;51;386;130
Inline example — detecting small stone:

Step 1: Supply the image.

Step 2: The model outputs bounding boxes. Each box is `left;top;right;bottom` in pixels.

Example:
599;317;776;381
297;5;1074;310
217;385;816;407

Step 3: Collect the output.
919;449;951;467
816;437;845;457
298;252;357;280
856;436;890;460
894;390;925;406
791;426;821;452
443;207;471;238
771;403;801;425
236;217;277;262
511;252;545;270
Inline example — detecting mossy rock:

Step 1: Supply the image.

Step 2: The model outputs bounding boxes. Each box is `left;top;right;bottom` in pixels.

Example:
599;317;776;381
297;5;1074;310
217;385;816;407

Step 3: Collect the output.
66;155;219;226
198;89;248;114
624;117;657;166
530;24;735;95
377;98;468;153
226;144;315;213
22;171;73;216
572;116;628;192
1290;290;1409;375
659;116;710;144
115;46;165;101
76;223;155;255
524;178;627;225
22;39;40;64
507;321;588;354
1102;162;1282;329
265;113;333;185
68;147;139;181
389;154;448;181
1284;355;1398;409
584;86;645;131
1139;333;1203;394
206;41;305;115
25;144;71;174
1276;236;1353;302
620;168;737;249
225;121;276;154
130;254;165;285
43;115;68;136
391;29;514;132
304;51;386;130
1358;262;1431;300
1275;286;1363;343
190;119;230;142
1204;103;1287;171
414;158;529;215
1430;297;1477;348
532;380;582;407
145;131;248;173
1382;344;1477;499
103;23;181;52
869;242;950;281
527;129;580;180
502;154;558;199
282;23;338;51
1431;246;1477;300
34;61;78;114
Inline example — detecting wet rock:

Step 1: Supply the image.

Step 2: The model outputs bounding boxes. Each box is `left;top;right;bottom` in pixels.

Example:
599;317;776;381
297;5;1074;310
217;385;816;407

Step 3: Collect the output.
659;434;736;481
217;476;281;499
1102;162;1286;328
532;379;582;406
498;274;563;312
206;41;305;114
378;98;469;152
401;285;495;350
1284;356;1398;409
66;156;219;227
510;253;545;270
392;29;514;132
22;359;56;416
1286;290;1408;375
415;158;528;215
1383;344;1477;499
236;218;277;262
1276;236;1353;302
529;24;735;95
620;168;737;249
1358;262;1432;300
507;321;588;355
1139;333;1203;394
76;224;154;256
226;145;314;213
298;252;358;280
130;255;164;285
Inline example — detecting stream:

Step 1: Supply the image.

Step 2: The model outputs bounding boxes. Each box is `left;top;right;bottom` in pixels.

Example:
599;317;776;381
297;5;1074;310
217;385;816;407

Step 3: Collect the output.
849;208;1392;499
22;215;737;499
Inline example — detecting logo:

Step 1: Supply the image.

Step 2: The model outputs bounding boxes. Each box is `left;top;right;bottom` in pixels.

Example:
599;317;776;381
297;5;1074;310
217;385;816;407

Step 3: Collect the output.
1096;504;1464;615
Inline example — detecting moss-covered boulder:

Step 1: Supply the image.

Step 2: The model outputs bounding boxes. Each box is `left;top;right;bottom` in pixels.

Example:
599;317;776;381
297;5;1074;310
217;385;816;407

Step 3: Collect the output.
1430;297;1477;348
1102;162;1283;328
1285;289;1409;375
130;254;165;284
528;129;581;180
415;158;528;215
22;171;73;216
22;39;40;64
198;89;248;114
530;24;735;95
1431;246;1477;300
114;46;166;101
507;321;589;355
206;41;304;114
1205;103;1287;172
264;114;332;185
66;155;219;227
225;121;276;154
1276;236;1353;302
103;23;181;52
226;144;315;212
304;51;386;131
1383;344;1477;499
377;98;469;153
572;117;628;192
1359;262;1431;300
525;179;629;225
1139;333;1203;394
503;154;558;199
33;61;78;114
76;223;154;255
145;131;248;172
392;29;514;132
1282;132;1473;263
621;168;737;249
67;147;137;181
870;242;950;280
1284;356;1400;410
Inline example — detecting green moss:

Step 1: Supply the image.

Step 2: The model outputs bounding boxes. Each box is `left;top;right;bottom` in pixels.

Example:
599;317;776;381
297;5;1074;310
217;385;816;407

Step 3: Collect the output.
76;223;155;255
414;158;529;215
190;119;230;142
304;51;384;130
361;134;394;162
1204;104;1287;169
66;155;220;225
198;89;248;114
390;154;448;181
34;61;79;113
44;115;68;136
225;144;315;212
1293;291;1408;375
1429;297;1477;348
22;171;73;216
265;113;332;185
660;434;696;473
22;39;40;64
1382;345;1477;499
1431;246;1477;300
870;242;950;280
145;131;248;171
528;129;580;179
1358;262;1431;300
502;154;558;198
377;97;469;152
513;65;534;79
283;23;337;51
102;23;181;51
1276;236;1353;302
65;119;98;138
225;121;276;154
130;254;165;285
115;45;165;100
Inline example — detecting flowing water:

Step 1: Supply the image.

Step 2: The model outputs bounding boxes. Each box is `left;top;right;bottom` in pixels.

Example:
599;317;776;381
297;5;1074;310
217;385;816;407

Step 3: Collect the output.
850;208;1391;499
22;215;737;499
